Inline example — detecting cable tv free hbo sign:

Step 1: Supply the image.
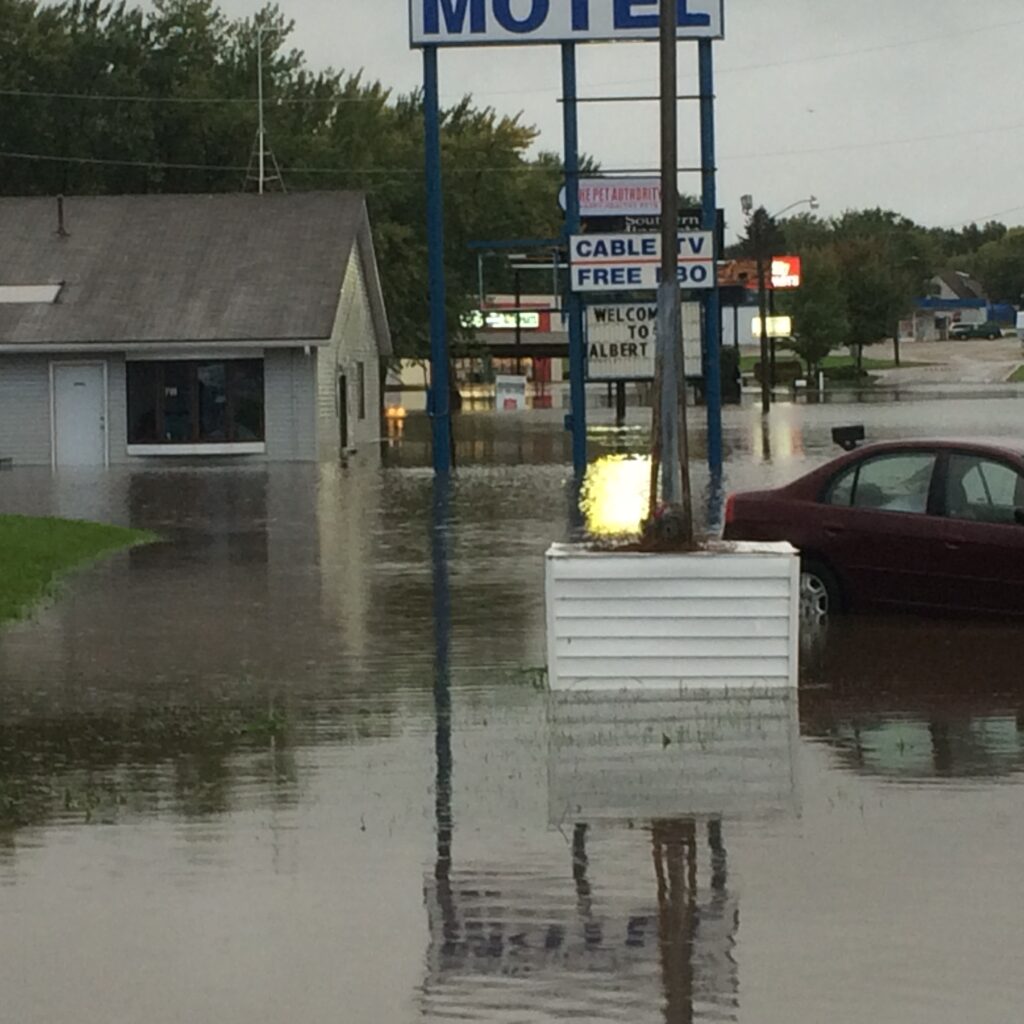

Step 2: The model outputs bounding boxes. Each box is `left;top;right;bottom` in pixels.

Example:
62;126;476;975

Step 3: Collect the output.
409;0;725;46
570;232;714;292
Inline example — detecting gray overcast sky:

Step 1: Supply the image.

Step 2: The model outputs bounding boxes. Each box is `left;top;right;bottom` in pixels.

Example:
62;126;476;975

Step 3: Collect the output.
215;0;1024;235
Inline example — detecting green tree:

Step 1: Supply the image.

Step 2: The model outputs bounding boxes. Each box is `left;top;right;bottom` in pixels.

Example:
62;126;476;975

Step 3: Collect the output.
966;229;1024;302
779;250;850;380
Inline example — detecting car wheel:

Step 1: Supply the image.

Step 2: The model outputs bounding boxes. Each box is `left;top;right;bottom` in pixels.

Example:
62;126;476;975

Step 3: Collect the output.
801;560;841;619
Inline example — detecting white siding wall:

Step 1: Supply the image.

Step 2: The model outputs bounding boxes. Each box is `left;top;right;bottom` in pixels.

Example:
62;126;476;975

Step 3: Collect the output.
546;543;800;692
0;355;53;465
106;355;129;464
316;250;382;460
265;348;317;461
0;353;126;466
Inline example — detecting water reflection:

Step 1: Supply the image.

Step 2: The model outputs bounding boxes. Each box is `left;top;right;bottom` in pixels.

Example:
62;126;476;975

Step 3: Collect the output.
421;689;796;1022
2;400;1024;1020
802;616;1024;780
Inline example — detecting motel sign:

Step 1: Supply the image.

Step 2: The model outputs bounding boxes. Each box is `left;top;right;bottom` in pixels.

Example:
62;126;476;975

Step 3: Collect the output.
409;0;725;46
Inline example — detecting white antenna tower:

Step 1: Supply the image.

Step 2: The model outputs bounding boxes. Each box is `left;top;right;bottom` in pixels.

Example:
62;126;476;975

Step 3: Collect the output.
245;23;286;193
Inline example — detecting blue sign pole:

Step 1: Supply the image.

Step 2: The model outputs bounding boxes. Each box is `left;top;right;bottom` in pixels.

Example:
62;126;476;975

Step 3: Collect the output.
699;38;723;476
424;45;452;475
560;42;588;480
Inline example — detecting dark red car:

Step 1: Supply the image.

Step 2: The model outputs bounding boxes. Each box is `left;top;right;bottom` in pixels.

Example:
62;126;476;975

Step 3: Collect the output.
723;437;1024;617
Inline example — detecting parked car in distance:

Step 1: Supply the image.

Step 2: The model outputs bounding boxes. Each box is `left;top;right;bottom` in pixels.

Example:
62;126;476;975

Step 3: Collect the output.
723;436;1024;618
949;321;1003;340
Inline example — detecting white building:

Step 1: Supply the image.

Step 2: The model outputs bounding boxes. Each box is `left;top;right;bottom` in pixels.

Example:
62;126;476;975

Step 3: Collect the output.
0;192;391;467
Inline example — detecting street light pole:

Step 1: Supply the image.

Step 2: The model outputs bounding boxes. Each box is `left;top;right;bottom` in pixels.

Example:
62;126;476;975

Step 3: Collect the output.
744;196;818;416
755;214;771;416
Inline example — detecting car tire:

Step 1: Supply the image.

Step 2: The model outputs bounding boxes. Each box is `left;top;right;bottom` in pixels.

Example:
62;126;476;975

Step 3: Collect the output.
801;560;842;619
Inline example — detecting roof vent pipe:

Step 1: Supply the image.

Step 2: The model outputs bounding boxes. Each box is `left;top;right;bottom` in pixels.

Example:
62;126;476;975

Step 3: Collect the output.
57;195;68;238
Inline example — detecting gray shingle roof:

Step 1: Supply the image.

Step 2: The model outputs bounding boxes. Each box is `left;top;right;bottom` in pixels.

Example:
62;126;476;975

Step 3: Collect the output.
0;192;391;352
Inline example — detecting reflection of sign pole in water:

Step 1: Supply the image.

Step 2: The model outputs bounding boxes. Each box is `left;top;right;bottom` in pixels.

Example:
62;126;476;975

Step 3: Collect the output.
431;475;455;943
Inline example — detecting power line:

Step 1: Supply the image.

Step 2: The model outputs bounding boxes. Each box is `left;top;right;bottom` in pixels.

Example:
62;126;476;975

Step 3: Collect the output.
0;86;381;105
463;16;1024;99
0;148;563;177
721;118;1024;163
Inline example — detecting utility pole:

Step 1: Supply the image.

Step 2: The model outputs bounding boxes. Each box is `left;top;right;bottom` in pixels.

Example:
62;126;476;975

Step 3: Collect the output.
257;23;265;195
514;265;522;376
244;22;285;194
650;0;693;543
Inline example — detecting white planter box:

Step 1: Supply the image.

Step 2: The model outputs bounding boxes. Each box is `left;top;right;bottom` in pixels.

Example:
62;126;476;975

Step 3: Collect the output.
545;541;800;693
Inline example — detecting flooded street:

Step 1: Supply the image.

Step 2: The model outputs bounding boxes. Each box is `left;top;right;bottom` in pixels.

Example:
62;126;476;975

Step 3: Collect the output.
2;397;1024;1023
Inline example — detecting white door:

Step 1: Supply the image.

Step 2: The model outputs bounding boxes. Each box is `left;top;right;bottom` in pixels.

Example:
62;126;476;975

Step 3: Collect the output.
53;364;106;467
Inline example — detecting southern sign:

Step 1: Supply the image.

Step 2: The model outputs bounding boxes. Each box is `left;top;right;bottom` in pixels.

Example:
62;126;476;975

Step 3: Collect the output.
409;0;725;47
587;302;703;380
570;232;714;292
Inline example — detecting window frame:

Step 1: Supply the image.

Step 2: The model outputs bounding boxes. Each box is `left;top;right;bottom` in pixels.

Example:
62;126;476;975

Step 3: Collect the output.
821;448;943;516
935;449;1024;528
127;359;265;448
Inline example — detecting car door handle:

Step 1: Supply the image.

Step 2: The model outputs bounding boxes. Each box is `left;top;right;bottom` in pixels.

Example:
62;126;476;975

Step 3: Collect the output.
945;541;960;551
823;526;846;538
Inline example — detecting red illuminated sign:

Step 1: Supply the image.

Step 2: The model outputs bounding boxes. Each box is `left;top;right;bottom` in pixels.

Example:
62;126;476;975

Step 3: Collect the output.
771;256;802;290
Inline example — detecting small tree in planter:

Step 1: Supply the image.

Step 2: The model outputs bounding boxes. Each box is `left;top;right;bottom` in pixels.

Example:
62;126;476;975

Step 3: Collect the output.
545;0;800;695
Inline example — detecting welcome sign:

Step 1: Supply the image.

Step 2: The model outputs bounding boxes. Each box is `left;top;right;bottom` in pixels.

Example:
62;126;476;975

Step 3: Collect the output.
409;0;725;46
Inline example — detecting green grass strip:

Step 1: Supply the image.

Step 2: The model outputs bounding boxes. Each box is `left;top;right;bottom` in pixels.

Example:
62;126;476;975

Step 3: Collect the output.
1009;365;1024;383
0;515;156;625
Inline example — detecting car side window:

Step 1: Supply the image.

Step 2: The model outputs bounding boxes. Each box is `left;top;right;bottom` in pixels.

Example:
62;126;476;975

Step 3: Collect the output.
825;465;857;506
945;453;1024;526
827;452;937;513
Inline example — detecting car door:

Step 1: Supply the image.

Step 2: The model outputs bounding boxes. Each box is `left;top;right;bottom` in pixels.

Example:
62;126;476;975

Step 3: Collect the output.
815;449;943;610
929;451;1024;615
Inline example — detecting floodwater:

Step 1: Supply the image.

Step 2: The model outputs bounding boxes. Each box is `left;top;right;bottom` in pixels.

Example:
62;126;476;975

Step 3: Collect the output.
1;396;1024;1024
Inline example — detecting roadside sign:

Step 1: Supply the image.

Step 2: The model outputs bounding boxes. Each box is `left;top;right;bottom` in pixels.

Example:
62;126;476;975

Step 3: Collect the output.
771;257;802;290
463;310;541;330
587;303;703;380
409;1;725;47
495;374;528;411
752;315;793;339
570;232;714;292
561;177;661;217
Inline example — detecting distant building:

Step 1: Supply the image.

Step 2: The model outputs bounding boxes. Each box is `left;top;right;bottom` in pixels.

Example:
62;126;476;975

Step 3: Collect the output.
912;270;989;341
0;193;391;467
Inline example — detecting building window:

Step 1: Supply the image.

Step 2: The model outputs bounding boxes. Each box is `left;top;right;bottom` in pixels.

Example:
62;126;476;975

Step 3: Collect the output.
357;362;367;420
127;360;264;444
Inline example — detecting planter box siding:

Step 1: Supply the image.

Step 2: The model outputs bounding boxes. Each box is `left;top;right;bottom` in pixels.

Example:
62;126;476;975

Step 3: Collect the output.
545;542;800;692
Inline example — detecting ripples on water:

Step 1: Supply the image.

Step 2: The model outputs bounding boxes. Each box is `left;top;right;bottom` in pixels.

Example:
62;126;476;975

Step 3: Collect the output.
0;399;1023;1022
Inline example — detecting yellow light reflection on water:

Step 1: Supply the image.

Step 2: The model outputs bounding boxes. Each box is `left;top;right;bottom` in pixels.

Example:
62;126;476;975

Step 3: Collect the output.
580;454;652;537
